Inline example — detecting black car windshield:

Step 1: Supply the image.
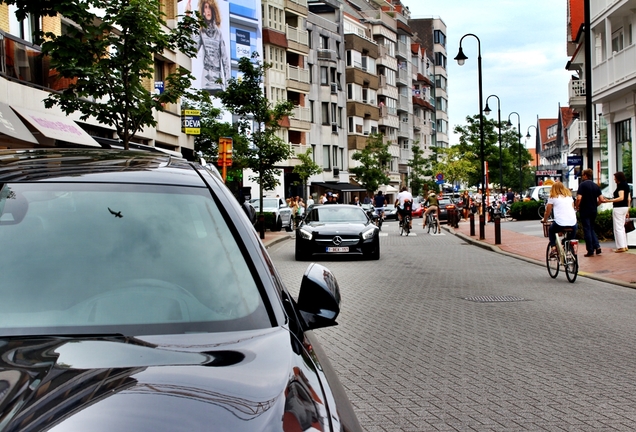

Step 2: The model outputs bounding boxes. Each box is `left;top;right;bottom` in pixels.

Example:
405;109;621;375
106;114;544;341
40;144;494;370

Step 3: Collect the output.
307;206;369;223
0;182;269;336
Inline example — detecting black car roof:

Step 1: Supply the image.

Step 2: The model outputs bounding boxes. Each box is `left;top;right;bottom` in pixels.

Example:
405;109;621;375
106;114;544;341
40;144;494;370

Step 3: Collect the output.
0;148;205;186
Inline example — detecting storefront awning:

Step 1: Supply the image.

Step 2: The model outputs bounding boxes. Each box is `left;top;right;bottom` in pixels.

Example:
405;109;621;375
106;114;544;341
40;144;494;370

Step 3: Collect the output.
11;106;100;147
0;102;38;144
378;184;399;194
312;182;367;192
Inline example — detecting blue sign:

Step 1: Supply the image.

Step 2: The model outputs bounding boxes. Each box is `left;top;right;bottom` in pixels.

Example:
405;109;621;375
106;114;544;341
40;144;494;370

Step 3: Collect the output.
154;81;164;95
567;155;583;166
436;180;444;185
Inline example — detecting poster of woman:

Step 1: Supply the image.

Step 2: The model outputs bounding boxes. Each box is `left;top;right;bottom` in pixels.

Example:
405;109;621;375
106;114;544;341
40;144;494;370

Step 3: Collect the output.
185;0;230;94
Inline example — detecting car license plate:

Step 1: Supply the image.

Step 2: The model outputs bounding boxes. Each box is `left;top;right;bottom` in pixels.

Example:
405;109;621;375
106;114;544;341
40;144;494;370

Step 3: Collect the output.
326;247;349;253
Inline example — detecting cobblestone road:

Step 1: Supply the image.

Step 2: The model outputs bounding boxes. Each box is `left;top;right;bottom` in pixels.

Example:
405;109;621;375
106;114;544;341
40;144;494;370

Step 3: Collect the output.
269;221;636;431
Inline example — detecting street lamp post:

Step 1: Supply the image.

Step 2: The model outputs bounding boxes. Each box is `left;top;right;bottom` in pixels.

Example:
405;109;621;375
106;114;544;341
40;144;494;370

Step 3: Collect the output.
507;112;522;197
455;33;486;240
484;95;503;195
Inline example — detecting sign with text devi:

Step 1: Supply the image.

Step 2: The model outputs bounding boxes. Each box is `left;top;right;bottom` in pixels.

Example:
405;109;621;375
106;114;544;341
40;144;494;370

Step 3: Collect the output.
181;110;201;135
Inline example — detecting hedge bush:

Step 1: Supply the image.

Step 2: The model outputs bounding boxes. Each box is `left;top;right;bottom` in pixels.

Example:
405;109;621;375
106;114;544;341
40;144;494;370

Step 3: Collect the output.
509;202;635;241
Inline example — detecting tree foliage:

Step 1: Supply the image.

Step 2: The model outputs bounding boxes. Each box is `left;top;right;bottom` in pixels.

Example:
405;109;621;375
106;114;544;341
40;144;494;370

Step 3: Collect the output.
213;53;294;212
453;114;532;192
407;143;429;197
293;149;322;197
4;0;202;149
349;133;391;194
432;146;477;189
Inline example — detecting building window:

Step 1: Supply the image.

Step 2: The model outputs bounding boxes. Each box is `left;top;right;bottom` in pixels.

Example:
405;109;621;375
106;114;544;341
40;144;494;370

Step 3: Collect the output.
435;52;447;69
612;28;624;53
320;67;328;85
323;145;331;169
615;119;632;182
321;102;329;125
320;35;329;50
434;30;446;47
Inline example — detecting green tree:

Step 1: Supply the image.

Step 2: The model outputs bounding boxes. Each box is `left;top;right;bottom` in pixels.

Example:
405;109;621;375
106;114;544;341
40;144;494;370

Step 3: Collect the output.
454;115;531;191
5;0;201;150
293;149;322;199
433;146;477;190
349;133;391;195
214;53;294;216
407;143;429;197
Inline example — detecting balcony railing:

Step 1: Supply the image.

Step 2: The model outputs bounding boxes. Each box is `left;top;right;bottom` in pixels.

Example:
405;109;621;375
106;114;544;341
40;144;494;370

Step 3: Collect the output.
291;105;311;122
289;143;309;156
287;0;307;8
569;78;586;98
317;49;337;62
286;25;308;46
397;40;409;58
568;119;599;146
287;65;310;83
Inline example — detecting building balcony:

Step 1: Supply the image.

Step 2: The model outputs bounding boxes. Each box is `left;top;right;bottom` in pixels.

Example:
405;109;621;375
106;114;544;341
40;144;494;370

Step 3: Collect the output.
378;113;399;129
396;40;409;59
285;0;308;17
317;49;337;62
286;65;310;93
289;142;310;158
397;121;410;138
413;116;423;130
592;42;636;99
286;24;309;54
568;78;585;108
399;147;412;164
289;106;311;130
568;119;600;153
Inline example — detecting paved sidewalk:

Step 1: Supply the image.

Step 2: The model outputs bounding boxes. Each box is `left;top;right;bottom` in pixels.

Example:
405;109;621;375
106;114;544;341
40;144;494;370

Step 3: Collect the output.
449;218;636;288
258;221;636;288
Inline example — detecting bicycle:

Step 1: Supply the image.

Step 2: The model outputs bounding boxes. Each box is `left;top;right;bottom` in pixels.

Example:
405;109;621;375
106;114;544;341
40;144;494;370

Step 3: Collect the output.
500;201;513;221
374;208;385;230
538;199;548;219
544;222;579;283
400;213;411;236
424;210;438;234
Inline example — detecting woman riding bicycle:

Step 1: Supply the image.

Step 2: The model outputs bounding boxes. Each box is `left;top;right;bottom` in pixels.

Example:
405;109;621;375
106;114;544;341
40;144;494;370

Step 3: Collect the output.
395;186;413;229
541;181;577;256
423;191;440;229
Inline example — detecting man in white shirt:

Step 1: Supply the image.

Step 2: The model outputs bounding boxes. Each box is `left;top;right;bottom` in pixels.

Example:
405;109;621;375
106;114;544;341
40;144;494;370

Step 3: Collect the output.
395;186;414;228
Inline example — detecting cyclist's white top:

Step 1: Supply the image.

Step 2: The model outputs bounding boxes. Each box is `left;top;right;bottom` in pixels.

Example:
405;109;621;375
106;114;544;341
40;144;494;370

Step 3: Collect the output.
548;195;577;226
397;191;413;206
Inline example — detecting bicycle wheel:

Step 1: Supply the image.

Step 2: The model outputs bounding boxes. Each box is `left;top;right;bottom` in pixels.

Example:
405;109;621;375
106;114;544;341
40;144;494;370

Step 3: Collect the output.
404;216;411;236
546;243;559;278
538;205;545;219
431;218;438;234
564;243;578;283
427;215;432;233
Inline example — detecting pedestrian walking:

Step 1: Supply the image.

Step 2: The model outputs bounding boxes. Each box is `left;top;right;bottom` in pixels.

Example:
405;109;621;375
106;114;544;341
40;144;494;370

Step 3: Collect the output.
607;171;631;252
575;168;603;257
461;190;470;219
474;188;483;215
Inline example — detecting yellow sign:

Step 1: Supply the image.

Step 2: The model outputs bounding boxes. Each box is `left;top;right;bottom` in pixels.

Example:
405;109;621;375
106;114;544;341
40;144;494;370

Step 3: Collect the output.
181;110;201;135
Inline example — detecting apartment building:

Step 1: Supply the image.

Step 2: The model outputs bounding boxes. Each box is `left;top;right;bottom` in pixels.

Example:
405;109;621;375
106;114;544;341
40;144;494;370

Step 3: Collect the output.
0;3;194;156
409;16;449;150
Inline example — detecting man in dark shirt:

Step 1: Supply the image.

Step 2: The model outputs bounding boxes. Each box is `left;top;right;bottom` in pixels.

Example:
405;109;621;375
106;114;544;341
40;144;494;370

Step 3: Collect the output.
575;168;603;257
506;188;515;203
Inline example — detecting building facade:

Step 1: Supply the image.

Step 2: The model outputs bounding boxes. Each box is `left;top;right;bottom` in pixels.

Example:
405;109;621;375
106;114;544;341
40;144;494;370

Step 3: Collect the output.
0;3;195;156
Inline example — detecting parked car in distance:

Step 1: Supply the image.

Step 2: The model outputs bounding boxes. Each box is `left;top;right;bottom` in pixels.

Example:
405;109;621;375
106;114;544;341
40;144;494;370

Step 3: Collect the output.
524;185;552;202
383;203;398;220
250;196;293;231
438;197;459;223
411;202;424;218
0;148;362;432
296;204;380;260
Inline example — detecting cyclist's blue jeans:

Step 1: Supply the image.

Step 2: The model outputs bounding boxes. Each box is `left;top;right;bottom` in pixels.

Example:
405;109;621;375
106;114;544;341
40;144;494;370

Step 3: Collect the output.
580;214;600;252
548;222;577;247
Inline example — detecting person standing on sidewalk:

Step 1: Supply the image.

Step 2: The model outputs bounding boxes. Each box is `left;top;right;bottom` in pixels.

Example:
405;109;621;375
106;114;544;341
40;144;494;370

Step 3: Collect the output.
575;168;603;257
608;171;631;253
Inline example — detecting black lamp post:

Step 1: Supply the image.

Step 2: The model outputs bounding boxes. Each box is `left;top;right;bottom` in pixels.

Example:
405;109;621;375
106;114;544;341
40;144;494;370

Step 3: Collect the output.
526;125;539;187
484;95;503;195
455;33;486;240
507;112;522;197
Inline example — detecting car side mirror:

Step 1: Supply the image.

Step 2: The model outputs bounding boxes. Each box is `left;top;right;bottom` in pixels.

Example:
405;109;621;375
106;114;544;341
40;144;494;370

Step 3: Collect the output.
297;263;341;330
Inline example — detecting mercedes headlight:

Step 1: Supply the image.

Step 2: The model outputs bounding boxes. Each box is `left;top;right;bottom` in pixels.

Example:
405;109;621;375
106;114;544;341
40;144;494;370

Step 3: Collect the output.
362;228;376;240
298;228;313;240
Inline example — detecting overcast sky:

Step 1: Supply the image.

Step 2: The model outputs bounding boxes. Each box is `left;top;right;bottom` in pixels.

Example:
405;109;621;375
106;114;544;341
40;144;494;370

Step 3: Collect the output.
408;0;571;147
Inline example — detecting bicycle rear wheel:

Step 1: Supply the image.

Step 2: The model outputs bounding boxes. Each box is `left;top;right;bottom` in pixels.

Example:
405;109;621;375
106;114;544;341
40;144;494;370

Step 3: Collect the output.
426;215;432;233
564;243;578;283
431;217;438;234
546;243;559;278
404;216;411;236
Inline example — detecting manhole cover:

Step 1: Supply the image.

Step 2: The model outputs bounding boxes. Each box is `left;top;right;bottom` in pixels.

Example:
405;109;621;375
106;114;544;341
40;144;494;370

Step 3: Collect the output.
463;295;526;303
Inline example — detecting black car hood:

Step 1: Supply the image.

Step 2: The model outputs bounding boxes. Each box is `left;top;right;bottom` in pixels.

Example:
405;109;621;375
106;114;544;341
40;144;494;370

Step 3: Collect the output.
0;328;332;432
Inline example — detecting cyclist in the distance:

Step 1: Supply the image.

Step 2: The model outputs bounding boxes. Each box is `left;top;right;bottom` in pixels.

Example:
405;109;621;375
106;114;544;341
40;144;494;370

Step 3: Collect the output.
423;191;440;229
395;186;413;229
373;190;387;228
